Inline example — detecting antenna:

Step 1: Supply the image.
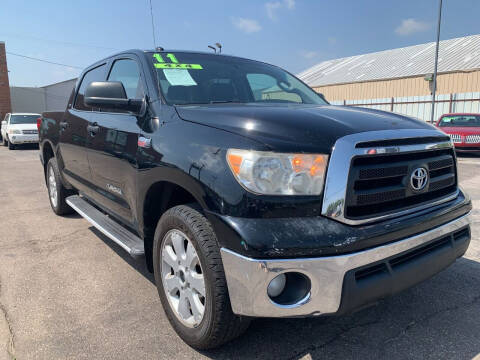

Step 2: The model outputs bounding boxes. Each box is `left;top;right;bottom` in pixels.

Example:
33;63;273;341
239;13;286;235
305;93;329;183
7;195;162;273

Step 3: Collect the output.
215;43;222;53
208;45;216;53
149;0;157;48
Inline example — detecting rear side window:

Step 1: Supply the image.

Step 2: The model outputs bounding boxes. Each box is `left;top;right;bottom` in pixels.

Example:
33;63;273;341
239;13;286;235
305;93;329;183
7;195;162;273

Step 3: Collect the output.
107;59;144;99
74;64;107;111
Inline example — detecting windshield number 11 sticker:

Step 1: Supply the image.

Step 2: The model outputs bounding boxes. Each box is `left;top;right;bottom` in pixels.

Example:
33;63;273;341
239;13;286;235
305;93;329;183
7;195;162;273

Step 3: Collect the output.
153;53;203;70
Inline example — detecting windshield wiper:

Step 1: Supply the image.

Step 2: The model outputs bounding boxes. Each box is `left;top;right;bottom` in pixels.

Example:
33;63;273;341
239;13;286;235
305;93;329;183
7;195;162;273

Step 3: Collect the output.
173;101;245;106
209;100;244;104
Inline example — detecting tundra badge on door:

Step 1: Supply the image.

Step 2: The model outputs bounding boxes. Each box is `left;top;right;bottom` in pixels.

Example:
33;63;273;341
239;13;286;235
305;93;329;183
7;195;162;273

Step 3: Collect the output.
106;184;123;195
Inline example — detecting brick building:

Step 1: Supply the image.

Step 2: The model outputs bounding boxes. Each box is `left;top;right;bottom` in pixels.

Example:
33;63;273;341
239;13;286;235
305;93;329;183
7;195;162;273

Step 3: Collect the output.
0;41;12;121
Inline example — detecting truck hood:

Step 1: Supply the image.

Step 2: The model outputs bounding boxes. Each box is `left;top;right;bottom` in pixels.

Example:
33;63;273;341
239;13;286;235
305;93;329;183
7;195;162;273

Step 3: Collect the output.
175;104;437;153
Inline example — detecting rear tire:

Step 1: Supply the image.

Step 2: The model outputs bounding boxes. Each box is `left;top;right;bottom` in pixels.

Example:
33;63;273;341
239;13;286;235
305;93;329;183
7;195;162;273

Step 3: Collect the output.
153;205;250;349
46;158;74;215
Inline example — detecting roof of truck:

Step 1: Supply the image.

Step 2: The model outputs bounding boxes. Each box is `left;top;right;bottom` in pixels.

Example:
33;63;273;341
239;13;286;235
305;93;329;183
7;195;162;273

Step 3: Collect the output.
82;49;273;74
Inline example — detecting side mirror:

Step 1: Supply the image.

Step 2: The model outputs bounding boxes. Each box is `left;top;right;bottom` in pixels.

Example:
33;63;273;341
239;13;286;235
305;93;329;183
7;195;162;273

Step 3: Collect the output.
84;81;143;114
1;121;6;126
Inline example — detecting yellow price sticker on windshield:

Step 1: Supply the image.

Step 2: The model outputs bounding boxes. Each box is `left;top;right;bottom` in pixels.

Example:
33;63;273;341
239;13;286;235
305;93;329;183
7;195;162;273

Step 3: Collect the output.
154;63;203;69
153;53;203;70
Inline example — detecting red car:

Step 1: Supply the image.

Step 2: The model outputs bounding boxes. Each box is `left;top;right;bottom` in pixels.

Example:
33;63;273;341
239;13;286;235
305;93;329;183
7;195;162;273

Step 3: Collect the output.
436;113;480;152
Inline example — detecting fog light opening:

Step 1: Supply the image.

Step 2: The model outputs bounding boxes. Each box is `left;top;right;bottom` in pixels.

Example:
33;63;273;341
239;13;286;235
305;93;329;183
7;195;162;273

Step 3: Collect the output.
268;272;311;306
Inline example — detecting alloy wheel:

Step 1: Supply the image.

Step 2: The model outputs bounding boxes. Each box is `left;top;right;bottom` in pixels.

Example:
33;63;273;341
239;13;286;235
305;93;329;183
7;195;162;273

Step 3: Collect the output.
161;229;206;328
48;166;58;208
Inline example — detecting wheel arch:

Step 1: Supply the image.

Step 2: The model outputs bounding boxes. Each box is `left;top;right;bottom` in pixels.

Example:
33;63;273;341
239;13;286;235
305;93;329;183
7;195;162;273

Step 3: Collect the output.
41;140;55;181
140;178;209;272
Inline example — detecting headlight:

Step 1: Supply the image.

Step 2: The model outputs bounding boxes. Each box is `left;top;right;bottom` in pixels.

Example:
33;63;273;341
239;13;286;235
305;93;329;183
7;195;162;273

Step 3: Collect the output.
226;149;328;195
8;129;21;134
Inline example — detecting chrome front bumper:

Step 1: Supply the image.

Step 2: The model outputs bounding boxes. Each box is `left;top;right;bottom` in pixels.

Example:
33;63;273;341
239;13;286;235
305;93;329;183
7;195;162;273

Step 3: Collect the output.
9;134;39;144
220;213;471;318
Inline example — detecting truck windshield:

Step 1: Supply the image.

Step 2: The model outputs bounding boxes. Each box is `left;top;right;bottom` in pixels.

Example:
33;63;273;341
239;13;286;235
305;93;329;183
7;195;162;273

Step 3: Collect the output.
10;115;38;124
149;52;327;106
439;115;480;127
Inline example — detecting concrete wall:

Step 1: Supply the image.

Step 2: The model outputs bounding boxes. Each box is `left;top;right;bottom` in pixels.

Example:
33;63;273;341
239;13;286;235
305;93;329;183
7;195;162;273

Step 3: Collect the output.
43;78;77;111
10;78;76;114
10;87;46;113
314;70;480;102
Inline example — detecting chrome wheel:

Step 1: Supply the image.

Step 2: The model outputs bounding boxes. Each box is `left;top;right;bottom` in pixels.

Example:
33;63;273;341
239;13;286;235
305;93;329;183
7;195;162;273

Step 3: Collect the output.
161;229;206;328
48;166;58;208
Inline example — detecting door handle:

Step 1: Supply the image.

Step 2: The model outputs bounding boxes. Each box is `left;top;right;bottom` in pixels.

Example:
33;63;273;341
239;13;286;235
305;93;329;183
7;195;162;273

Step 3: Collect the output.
138;136;151;148
87;123;99;136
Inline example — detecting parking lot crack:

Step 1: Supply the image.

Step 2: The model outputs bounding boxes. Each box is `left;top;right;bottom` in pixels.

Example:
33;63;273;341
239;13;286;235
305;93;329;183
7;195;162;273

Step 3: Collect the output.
382;293;480;347
285;317;382;360
0;280;15;360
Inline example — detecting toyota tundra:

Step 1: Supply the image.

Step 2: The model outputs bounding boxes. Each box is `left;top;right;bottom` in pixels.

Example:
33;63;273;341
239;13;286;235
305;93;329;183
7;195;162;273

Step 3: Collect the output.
38;49;472;349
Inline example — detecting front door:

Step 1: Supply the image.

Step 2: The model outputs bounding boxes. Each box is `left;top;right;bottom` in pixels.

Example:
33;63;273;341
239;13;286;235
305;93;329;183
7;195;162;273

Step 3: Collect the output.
86;57;147;226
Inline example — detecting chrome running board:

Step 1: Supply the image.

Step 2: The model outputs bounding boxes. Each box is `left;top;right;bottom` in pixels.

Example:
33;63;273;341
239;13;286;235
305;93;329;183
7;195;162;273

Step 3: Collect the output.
66;195;144;258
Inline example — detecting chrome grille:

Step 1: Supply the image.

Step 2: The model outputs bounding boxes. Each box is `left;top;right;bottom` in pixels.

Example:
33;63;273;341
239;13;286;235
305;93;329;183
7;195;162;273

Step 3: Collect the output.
345;149;457;219
22;130;38;135
321;129;456;225
449;134;462;143
465;134;480;144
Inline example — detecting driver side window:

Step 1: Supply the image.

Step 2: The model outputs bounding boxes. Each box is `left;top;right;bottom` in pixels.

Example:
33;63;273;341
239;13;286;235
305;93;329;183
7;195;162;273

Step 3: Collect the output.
108;59;144;99
246;73;302;103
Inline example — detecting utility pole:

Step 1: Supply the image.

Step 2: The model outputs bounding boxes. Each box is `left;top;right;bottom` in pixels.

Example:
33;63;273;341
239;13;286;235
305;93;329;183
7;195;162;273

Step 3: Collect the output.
430;0;443;123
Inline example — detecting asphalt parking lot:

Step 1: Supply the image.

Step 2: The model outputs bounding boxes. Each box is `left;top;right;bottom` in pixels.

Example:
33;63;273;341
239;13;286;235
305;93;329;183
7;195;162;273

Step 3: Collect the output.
0;145;479;360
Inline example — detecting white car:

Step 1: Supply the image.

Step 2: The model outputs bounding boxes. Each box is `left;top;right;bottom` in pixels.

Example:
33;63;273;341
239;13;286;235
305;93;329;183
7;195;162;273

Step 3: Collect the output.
1;113;41;150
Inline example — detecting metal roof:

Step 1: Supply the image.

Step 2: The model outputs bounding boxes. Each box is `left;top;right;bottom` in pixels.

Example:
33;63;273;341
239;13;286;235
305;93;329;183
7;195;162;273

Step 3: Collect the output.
298;34;480;87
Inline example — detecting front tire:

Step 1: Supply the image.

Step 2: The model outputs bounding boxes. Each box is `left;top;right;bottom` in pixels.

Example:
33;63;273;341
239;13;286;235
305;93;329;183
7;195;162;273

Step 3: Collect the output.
46;158;74;215
7;139;15;150
153;205;250;349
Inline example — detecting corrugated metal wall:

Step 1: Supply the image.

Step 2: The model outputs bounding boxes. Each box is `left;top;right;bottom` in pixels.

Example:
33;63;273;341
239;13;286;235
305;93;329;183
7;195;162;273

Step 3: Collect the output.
330;92;480;122
314;70;480;101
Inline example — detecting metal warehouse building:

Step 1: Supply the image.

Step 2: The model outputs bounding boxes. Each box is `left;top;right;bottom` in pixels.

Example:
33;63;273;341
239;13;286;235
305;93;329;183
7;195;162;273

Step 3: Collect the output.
299;34;480;121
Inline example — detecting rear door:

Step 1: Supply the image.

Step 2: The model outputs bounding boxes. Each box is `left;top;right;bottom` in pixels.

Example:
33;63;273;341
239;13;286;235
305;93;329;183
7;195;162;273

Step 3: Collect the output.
86;56;147;226
58;64;107;192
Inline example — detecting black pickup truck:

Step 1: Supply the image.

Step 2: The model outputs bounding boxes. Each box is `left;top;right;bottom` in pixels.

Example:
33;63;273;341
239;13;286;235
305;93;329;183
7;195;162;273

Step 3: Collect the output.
39;49;472;349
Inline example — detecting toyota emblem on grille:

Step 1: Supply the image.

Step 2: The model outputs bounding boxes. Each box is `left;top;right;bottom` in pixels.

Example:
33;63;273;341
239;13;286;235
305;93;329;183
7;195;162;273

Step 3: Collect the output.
410;167;428;191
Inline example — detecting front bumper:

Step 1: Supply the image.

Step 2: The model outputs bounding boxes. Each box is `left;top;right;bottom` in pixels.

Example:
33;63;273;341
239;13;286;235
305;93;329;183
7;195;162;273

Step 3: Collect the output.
9;134;39;144
221;213;470;317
